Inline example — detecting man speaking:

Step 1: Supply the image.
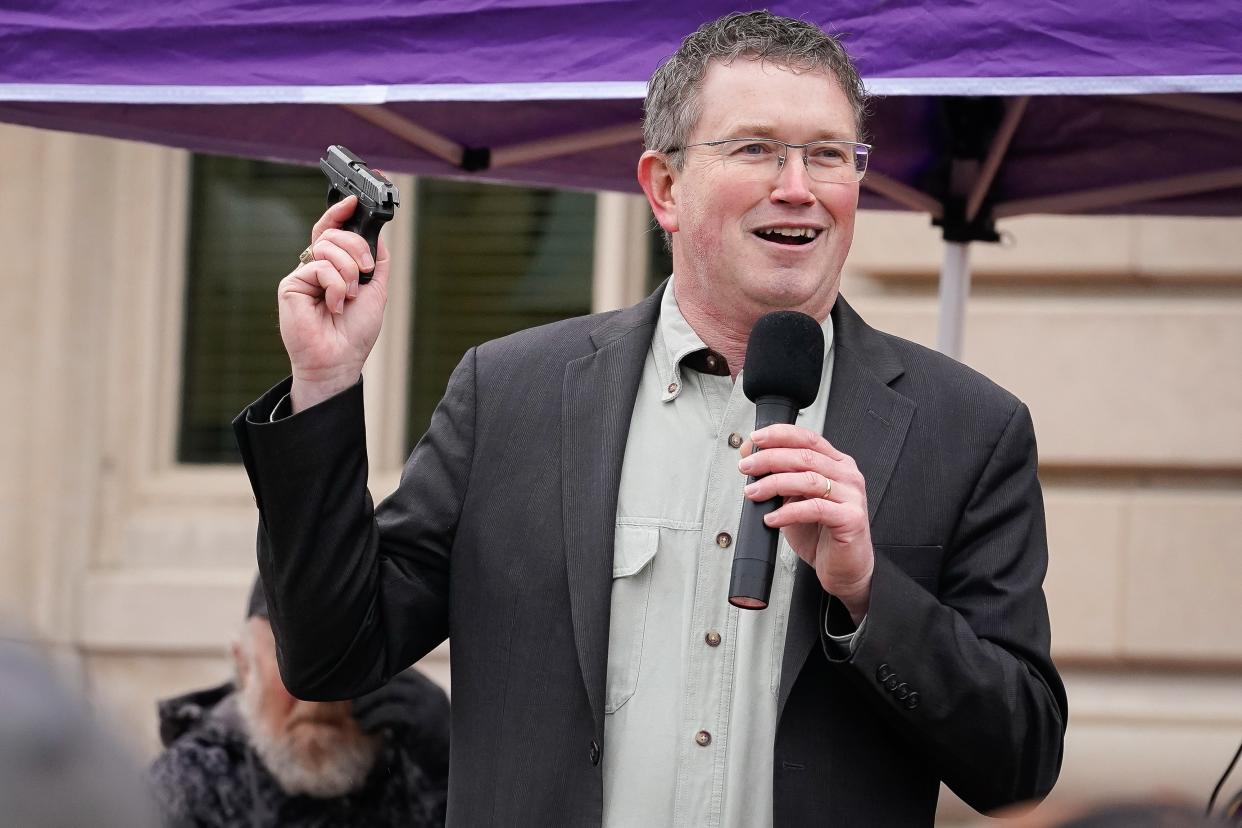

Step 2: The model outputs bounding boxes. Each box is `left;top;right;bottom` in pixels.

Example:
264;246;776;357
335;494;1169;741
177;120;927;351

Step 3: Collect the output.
234;11;1067;826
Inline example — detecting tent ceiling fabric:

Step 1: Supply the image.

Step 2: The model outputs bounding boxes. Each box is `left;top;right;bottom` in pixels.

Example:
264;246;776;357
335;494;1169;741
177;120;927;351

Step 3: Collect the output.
2;0;1240;217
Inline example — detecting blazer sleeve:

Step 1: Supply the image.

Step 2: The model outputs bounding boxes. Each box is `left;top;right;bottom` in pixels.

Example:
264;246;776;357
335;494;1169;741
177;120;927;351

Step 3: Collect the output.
232;348;478;701
823;401;1068;813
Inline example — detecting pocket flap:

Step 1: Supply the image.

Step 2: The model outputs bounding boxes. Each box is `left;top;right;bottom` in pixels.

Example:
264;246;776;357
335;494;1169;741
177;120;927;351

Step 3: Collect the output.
613;524;659;578
875;544;944;586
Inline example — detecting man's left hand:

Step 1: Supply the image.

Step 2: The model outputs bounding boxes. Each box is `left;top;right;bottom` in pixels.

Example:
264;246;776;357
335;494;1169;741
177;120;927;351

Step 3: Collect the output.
739;424;873;623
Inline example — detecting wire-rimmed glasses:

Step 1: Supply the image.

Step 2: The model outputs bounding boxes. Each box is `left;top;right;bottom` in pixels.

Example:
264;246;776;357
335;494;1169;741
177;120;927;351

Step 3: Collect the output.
672;137;871;184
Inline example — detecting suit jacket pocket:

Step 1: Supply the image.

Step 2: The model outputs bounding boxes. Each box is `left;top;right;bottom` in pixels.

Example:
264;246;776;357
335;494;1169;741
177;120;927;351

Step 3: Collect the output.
874;544;944;591
605;524;659;714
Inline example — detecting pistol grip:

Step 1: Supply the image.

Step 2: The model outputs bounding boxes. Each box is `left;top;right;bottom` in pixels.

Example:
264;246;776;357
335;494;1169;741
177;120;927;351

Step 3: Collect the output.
340;202;393;285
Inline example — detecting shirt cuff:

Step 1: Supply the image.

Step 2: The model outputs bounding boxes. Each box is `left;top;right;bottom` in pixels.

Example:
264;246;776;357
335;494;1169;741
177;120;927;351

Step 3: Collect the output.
269;392;293;423
823;612;867;657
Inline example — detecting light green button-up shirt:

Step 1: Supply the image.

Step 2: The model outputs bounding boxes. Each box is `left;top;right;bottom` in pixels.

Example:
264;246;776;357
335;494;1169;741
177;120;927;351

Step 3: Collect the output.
602;279;835;828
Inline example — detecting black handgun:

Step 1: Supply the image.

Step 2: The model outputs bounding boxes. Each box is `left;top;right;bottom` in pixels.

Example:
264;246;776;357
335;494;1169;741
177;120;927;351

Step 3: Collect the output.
319;145;399;283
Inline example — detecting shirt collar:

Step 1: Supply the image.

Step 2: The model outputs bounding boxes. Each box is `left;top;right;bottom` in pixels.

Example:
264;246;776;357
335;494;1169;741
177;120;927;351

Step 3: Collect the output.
653;275;712;401
652;275;836;404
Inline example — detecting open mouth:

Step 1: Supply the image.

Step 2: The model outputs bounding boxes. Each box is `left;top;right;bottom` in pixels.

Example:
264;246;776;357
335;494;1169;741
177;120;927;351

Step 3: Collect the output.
754;227;819;246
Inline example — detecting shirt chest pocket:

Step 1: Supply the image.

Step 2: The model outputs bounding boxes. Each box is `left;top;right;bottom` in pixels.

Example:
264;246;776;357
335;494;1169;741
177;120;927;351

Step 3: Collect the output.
605;524;659;714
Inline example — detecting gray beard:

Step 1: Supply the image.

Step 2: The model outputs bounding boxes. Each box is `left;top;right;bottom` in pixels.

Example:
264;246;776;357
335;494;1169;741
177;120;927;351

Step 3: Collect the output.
237;686;380;799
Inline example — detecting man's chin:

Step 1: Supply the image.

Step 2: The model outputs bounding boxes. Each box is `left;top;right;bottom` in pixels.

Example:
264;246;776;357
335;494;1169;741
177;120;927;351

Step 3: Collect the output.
287;721;352;758
740;276;837;318
262;727;380;798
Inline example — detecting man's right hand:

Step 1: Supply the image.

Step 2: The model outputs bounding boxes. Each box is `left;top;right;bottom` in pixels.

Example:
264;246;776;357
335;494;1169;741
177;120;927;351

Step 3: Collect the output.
279;195;391;413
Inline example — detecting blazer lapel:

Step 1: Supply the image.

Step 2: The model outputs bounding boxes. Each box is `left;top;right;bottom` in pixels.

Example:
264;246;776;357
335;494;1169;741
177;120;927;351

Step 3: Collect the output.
779;296;917;718
562;289;662;735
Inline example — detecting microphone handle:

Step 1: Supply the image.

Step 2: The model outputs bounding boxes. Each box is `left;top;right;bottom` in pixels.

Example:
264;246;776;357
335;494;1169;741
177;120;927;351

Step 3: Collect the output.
729;396;800;610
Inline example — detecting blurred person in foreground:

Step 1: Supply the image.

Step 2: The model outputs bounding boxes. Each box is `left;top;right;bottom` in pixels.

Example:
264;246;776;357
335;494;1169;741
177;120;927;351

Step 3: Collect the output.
234;10;1067;826
148;580;448;827
986;797;1221;827
0;632;161;827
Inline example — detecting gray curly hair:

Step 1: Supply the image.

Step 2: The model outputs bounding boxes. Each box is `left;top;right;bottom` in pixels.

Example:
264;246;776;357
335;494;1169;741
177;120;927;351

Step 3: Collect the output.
643;11;868;168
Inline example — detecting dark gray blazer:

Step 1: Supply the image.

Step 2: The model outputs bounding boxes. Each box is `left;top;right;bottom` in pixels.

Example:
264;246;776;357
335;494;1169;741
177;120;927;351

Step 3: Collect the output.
235;287;1067;827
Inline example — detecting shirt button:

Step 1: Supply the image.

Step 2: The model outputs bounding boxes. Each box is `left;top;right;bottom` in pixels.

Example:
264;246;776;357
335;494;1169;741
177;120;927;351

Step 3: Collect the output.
728;433;743;449
705;354;718;371
695;730;712;747
705;631;722;647
715;532;732;548
667;382;678;394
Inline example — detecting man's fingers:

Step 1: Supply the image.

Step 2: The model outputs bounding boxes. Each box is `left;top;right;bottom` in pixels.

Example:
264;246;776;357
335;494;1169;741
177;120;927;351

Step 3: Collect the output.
283;261;349;314
744;470;847;503
318;228;374;273
740;446;828;476
310;195;359;242
751;423;846;460
739;447;865;496
763;496;864;530
311;238;362;287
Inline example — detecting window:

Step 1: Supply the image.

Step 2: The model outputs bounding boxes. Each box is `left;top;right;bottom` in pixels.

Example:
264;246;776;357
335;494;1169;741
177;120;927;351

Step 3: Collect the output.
405;180;595;448
179;155;322;463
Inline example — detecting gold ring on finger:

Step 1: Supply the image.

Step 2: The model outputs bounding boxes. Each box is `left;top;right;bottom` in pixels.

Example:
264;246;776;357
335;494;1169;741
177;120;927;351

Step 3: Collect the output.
823;477;833;499
297;244;315;266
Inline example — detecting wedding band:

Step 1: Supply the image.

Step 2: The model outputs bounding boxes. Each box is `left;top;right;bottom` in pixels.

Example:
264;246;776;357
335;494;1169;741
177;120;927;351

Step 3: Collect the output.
823;477;833;499
297;245;315;266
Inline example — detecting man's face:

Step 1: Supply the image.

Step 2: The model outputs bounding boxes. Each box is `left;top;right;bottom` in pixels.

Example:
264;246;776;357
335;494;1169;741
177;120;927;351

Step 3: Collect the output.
235;618;378;797
653;58;860;324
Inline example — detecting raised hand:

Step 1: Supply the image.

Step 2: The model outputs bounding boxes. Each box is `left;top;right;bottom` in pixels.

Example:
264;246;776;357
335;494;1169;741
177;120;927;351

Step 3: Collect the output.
278;195;392;412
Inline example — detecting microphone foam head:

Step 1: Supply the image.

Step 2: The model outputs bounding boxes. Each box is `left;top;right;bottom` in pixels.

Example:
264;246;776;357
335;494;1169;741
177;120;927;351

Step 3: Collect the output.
742;311;824;409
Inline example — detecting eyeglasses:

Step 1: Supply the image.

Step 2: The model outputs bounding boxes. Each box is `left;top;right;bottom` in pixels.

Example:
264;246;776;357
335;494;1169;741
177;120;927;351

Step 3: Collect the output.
671;137;871;184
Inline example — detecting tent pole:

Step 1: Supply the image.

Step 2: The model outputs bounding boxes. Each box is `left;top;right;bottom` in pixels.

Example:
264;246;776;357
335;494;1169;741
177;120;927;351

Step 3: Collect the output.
995;165;1242;217
340;104;465;165
861;171;945;217
490;124;640;169
937;241;971;360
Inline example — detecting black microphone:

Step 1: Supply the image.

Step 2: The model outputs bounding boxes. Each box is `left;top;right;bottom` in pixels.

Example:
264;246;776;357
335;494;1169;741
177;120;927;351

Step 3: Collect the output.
729;310;824;610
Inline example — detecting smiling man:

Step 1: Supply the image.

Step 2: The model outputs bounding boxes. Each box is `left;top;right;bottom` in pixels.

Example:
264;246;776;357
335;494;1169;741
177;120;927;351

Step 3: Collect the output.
234;11;1067;826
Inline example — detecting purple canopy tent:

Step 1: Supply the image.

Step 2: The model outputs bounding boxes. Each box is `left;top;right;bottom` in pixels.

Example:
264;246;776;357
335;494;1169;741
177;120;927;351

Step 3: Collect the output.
3;1;1241;356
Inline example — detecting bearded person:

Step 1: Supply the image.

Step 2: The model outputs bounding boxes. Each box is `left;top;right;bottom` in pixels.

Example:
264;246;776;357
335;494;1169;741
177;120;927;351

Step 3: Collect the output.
148;580;448;827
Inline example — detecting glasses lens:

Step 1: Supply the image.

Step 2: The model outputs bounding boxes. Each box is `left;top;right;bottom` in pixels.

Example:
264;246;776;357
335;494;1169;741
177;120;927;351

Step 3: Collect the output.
805;142;867;183
713;139;783;180
853;144;870;180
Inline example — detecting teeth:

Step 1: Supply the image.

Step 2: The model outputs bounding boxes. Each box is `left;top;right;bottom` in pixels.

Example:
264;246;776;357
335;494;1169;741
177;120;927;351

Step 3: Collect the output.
760;227;817;239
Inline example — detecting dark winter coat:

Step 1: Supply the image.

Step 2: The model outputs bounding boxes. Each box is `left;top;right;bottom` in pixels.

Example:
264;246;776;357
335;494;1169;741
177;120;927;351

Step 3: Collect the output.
148;670;448;828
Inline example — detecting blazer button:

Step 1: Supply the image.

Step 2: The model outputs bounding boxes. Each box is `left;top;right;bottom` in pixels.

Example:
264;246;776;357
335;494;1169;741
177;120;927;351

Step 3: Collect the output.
876;663;892;682
884;675;900;691
589;740;601;766
904;692;921;710
894;682;910;700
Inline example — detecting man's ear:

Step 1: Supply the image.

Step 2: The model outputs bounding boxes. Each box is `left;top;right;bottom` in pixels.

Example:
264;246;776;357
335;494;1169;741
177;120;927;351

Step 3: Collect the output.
637;150;679;235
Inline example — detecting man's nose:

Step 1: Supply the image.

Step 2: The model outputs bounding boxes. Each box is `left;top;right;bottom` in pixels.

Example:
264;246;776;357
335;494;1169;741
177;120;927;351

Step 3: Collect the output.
770;148;816;205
